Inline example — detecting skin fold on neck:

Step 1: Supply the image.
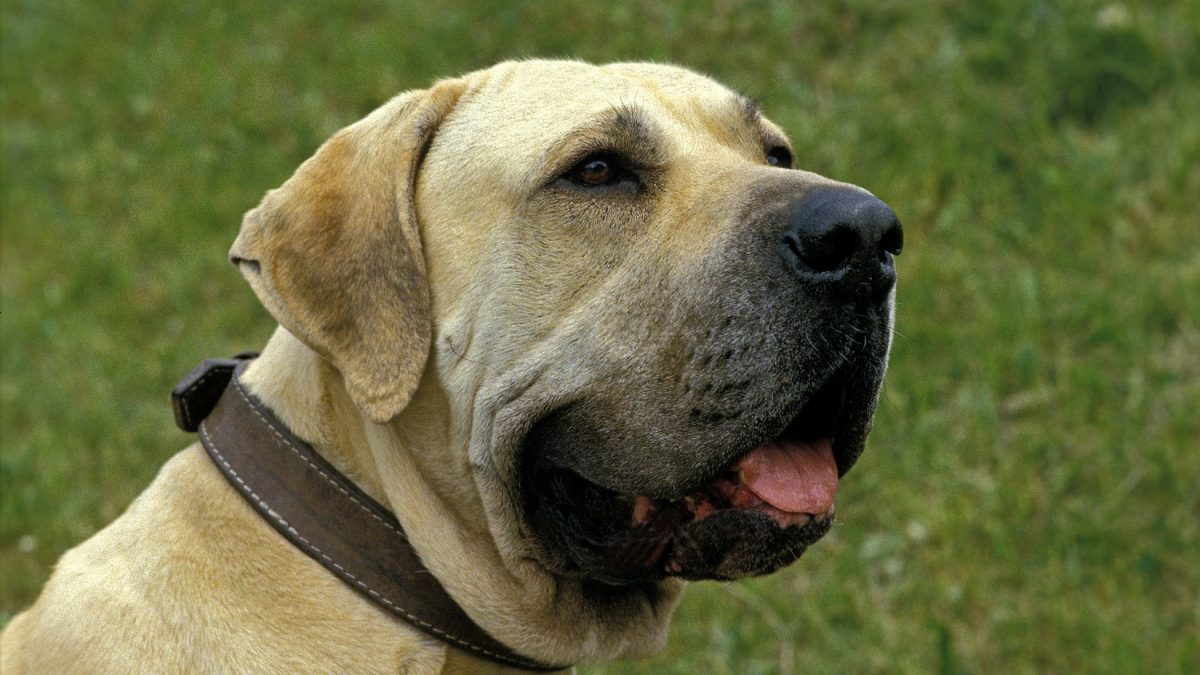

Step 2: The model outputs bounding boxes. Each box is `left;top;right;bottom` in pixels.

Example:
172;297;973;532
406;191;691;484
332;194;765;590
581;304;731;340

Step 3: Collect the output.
238;326;683;666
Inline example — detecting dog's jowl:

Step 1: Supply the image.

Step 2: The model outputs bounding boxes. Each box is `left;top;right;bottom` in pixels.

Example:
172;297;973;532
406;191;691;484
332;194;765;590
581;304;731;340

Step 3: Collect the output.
1;60;900;673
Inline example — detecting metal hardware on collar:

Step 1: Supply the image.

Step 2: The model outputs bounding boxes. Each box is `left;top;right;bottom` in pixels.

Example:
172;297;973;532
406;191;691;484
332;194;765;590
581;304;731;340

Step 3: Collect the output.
174;355;566;672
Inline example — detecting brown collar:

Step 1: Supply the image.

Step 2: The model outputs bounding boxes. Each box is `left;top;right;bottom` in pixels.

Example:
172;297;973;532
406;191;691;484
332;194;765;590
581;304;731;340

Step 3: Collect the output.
172;355;564;672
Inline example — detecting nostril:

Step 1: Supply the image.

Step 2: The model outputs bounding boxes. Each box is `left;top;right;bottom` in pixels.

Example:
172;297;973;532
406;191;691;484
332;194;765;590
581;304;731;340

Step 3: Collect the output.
784;235;804;267
786;224;859;274
879;219;903;260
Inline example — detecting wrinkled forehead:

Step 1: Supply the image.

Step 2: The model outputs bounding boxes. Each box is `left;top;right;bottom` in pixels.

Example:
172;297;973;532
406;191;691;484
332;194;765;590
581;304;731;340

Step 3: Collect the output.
439;60;785;176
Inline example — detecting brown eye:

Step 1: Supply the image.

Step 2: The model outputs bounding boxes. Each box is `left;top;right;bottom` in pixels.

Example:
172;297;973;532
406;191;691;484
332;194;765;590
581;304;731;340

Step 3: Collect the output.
766;146;793;168
577;158;613;185
562;152;639;190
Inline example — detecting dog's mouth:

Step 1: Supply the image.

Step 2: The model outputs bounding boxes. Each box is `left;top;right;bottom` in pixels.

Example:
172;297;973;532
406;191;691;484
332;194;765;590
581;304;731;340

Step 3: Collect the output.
523;371;854;584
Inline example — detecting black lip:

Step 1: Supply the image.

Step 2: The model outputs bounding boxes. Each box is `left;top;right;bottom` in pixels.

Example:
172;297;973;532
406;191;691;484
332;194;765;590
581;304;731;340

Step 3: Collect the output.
525;463;838;584
523;357;865;507
519;363;872;583
667;509;835;580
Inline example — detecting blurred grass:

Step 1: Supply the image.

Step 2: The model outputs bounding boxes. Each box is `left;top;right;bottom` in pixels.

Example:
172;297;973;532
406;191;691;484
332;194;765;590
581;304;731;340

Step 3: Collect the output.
2;0;1197;672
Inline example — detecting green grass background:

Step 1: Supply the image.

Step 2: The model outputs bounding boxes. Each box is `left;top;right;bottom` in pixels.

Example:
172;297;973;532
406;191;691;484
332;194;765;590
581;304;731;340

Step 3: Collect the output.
2;1;1197;672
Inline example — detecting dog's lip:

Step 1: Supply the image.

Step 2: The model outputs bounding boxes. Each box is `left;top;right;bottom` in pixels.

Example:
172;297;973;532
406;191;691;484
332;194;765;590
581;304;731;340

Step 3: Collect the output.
532;365;852;496
521;366;858;580
607;373;850;572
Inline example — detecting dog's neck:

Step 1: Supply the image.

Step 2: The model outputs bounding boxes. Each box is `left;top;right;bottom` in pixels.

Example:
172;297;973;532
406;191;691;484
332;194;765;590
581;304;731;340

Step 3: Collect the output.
237;326;683;665
240;328;389;505
240;327;497;544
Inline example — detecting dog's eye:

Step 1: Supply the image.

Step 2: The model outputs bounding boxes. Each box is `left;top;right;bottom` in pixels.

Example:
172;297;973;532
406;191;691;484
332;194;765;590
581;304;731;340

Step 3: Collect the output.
766;146;793;169
563;153;637;189
576;158;615;185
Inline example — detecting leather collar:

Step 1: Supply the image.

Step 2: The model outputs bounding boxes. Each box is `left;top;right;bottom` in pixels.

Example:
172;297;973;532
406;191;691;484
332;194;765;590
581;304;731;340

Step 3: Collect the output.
172;355;564;672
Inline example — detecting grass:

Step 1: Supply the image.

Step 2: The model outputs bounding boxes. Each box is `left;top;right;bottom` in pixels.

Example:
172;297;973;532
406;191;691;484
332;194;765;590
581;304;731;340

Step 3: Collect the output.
2;0;1197;672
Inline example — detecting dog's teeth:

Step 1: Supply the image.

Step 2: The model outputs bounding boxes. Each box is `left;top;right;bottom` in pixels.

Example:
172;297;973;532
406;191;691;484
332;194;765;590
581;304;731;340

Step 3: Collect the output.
630;496;655;526
692;500;715;520
731;485;757;508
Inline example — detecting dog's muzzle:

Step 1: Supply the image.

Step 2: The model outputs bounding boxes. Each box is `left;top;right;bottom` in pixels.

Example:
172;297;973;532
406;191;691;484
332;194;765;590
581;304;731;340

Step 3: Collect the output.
519;184;902;585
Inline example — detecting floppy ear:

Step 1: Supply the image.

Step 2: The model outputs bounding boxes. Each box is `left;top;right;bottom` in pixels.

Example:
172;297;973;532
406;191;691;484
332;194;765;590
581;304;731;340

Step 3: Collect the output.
230;79;466;423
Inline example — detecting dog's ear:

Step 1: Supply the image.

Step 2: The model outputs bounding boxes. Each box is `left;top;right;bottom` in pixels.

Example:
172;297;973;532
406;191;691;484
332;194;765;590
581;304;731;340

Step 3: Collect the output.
230;80;465;423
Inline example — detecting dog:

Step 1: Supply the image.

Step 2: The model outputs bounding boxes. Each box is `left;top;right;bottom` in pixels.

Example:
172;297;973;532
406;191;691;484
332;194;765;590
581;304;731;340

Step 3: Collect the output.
1;59;901;672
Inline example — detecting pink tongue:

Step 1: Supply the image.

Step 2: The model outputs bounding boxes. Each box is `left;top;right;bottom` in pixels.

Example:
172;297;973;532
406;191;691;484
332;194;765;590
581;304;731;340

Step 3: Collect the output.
735;438;838;514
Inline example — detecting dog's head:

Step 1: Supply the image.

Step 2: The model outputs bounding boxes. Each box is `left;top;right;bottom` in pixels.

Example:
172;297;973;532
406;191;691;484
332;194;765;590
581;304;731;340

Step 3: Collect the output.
231;60;900;590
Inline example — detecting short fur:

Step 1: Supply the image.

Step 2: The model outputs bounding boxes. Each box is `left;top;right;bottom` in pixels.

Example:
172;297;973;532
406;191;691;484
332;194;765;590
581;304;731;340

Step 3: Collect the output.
2;60;895;673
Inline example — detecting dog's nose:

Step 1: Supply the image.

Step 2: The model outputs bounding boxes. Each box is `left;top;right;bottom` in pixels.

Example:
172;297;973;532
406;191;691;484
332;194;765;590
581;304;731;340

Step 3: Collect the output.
782;187;903;305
